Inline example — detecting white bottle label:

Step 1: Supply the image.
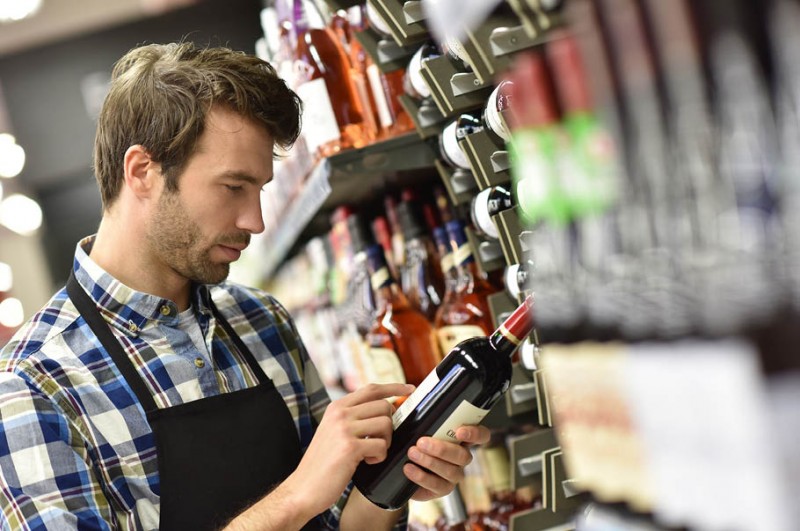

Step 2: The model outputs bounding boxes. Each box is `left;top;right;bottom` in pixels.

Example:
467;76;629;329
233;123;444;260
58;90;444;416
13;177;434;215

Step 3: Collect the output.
368;347;407;385
436;325;484;355
472;188;499;239
296;78;340;153
408;48;431;99
367;64;394;129
431;400;490;442
392;369;440;429
441;120;471;170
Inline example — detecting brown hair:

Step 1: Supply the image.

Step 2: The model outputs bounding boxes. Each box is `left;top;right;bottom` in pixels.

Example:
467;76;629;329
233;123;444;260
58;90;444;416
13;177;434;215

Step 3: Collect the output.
93;42;302;209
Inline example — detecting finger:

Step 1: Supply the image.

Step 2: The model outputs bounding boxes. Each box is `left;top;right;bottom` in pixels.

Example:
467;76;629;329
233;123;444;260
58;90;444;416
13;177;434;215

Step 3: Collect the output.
454;425;491;446
351;417;394;440
403;463;453;498
359;437;390;464
415;437;473;467
348;399;395;421
407;445;465;485
341;383;415;406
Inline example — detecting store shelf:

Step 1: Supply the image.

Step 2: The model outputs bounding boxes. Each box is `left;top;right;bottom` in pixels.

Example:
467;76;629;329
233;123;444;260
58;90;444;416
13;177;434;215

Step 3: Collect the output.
260;133;437;280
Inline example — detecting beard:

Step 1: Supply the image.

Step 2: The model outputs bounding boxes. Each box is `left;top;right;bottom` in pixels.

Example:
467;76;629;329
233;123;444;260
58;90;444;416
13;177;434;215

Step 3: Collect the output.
147;188;250;285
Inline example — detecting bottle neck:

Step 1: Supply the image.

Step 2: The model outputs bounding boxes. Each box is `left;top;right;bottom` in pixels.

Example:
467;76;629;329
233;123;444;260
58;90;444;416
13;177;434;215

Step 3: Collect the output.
366;245;408;311
489;294;534;357
293;0;324;33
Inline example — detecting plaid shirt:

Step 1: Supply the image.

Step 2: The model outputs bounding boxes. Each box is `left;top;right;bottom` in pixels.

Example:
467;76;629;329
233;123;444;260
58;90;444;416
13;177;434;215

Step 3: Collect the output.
0;236;407;530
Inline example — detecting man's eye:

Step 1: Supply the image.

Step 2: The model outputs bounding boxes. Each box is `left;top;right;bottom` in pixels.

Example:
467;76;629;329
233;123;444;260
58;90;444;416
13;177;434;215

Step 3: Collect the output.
225;185;244;193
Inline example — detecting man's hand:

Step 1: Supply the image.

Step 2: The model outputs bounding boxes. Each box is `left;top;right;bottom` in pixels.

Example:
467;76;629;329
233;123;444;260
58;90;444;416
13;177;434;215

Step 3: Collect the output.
287;383;414;516
226;383;413;530
404;425;491;502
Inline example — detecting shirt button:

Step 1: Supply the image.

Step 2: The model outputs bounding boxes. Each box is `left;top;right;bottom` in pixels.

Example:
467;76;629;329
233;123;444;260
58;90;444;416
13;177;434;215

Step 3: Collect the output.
128;321;138;332
194;357;206;369
160;305;171;316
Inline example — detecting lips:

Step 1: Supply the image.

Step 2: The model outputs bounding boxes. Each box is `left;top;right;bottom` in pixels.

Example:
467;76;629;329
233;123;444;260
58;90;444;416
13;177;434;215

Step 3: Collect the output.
217;244;243;261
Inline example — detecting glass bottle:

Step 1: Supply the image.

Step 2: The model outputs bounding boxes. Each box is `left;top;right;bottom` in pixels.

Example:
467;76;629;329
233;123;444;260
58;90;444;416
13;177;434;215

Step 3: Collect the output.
363;244;442;387
353;295;535;510
434;220;497;354
292;0;365;157
397;200;446;321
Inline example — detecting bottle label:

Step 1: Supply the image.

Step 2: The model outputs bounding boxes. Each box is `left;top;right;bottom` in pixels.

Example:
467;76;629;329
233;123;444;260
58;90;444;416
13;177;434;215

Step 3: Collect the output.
431;400;490;442
408;48;431;99
472;188;499;239
295;78;340;153
367;64;394;128
440;253;453;273
436;325;485;354
392;369;440;429
453;243;474;267
370;266;391;291
484;82;513;142
367;347;407;385
441;120;471;170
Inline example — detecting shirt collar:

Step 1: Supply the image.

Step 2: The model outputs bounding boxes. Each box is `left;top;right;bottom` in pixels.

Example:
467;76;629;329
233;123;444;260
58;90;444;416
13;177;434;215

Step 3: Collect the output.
73;235;214;337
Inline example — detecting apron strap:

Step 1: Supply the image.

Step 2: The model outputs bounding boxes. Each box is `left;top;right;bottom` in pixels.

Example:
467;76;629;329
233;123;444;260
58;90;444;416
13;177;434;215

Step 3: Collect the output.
67;272;274;411
207;300;272;386
67;272;159;412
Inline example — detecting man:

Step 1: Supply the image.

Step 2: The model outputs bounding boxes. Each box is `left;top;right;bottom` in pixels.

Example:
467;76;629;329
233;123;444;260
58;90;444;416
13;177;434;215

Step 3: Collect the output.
0;43;488;530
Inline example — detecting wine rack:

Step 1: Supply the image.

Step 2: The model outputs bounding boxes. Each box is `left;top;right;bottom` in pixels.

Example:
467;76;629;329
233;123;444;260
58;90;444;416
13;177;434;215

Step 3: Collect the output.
258;133;437;279
312;0;574;528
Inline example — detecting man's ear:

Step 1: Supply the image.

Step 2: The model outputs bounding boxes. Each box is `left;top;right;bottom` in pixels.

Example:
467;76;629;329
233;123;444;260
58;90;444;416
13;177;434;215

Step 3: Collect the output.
123;145;161;200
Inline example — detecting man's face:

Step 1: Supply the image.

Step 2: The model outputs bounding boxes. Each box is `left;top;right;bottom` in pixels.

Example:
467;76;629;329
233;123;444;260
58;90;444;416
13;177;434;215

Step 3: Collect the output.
146;106;274;285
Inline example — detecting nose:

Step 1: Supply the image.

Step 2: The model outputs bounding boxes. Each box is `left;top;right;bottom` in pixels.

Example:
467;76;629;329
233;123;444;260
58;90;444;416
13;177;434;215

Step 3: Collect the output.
237;193;266;235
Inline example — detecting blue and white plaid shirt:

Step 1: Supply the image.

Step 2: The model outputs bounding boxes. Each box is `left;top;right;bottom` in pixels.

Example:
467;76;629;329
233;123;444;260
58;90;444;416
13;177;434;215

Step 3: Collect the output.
0;236;406;530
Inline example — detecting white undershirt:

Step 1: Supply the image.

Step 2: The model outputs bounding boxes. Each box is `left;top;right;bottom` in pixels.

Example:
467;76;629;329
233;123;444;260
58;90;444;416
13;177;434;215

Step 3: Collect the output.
177;307;210;358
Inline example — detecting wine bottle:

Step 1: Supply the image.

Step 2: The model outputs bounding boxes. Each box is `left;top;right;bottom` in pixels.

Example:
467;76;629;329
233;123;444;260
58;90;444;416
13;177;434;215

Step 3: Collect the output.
404;43;441;100
438;113;491;171
292;0;365;157
363;244;442;387
398;201;446;321
470;186;514;240
347;212;377;335
434;220;497;355
352;295;534;510
435;490;469;531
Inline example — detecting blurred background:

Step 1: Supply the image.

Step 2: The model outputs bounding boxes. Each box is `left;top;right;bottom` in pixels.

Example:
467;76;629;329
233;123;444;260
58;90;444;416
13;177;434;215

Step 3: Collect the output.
0;0;263;340
1;1;800;530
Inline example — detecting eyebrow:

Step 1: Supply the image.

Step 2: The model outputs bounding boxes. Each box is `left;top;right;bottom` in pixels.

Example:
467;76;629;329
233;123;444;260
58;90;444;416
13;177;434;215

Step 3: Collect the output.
219;171;271;187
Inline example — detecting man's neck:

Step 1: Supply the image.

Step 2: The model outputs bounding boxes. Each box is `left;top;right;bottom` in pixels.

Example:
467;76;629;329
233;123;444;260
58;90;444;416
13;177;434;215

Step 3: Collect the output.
90;215;192;310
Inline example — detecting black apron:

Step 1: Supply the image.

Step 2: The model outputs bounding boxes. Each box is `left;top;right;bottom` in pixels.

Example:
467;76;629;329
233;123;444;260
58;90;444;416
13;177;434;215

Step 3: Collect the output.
67;273;321;530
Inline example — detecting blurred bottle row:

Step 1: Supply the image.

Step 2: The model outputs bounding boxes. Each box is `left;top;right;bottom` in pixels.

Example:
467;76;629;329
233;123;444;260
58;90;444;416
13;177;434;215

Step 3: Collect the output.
266;185;534;393
496;0;800;342
257;0;415;160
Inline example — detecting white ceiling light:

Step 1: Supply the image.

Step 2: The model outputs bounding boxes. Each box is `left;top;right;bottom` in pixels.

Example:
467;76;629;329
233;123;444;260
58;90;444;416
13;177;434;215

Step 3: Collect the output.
0;0;43;23
0;193;42;235
0;297;23;328
0;134;25;178
0;262;11;292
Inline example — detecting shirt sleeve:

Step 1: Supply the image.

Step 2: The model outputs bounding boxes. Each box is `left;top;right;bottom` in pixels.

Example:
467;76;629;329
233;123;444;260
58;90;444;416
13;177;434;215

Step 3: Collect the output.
267;295;408;531
0;371;116;530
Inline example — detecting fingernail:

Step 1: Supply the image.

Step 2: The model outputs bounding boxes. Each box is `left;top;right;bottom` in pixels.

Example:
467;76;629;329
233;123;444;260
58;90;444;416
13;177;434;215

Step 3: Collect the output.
408;448;422;461
417;438;431;450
